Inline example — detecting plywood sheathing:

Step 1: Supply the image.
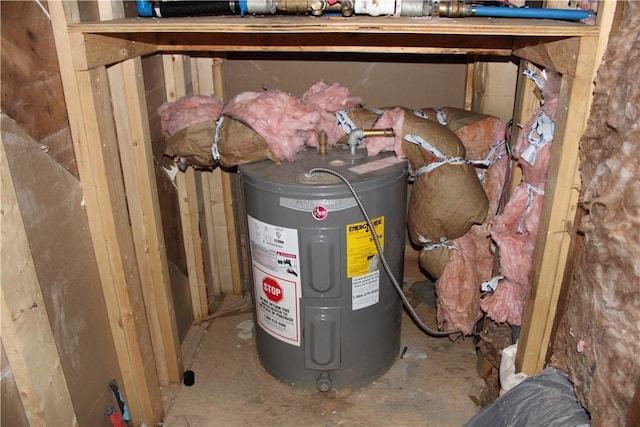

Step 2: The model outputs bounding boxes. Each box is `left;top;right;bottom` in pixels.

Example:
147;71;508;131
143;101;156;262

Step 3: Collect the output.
2;115;123;426
1;116;78;426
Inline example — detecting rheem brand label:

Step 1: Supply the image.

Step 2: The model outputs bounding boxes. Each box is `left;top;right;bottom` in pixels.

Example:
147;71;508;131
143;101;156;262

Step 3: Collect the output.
312;205;328;220
248;215;301;346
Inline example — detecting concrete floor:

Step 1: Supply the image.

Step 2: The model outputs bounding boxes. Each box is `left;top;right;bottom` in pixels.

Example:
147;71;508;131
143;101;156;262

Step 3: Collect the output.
162;248;484;426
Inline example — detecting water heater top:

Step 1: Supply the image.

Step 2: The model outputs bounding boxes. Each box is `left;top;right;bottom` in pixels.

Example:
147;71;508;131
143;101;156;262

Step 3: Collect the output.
239;148;407;192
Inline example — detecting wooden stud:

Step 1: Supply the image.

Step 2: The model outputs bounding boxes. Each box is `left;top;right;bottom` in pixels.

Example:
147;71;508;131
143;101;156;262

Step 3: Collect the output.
213;58;244;295
108;57;184;386
164;53;209;318
189;56;231;298
210;167;236;295
464;57;475;111
176;168;209;319
201;171;225;297
191;56;215;97
1;132;78;427
515;0;617;373
516;35;599;375
221;171;244;295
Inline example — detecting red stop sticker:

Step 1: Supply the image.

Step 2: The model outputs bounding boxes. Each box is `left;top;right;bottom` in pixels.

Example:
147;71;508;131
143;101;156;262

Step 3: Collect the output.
262;277;283;303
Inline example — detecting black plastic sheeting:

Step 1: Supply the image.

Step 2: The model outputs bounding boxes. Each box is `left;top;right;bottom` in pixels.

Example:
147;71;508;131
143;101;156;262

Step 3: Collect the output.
464;367;590;427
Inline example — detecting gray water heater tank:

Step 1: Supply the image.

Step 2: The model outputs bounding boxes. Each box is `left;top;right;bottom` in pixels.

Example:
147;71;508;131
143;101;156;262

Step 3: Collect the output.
239;148;408;391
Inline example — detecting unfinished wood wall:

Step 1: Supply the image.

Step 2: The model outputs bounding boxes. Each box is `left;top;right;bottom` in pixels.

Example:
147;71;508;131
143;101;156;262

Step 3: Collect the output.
1;2;122;425
0;1;77;178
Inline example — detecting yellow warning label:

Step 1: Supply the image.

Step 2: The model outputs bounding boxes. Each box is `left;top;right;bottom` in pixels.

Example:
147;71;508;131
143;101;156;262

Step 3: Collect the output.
346;216;384;278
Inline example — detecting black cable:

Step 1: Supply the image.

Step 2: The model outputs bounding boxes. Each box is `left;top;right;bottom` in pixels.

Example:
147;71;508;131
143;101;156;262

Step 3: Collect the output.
308;167;460;338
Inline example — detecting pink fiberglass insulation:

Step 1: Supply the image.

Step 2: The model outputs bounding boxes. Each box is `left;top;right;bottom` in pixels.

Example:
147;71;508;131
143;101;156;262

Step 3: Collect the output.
483;182;544;326
511;72;560;189
435;116;509;335
302;81;363;112
480;70;561;326
223;82;362;161
480;277;527;326
158;94;224;139
223;89;317;161
302;82;362;149
436;225;492;336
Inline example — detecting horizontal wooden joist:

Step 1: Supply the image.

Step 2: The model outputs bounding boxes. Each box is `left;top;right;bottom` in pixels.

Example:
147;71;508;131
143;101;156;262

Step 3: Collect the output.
154;32;516;55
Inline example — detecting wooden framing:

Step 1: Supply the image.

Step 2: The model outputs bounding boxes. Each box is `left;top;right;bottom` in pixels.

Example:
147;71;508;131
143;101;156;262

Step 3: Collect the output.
212;58;245;296
513;1;617;374
49;1;615;423
190;56;239;297
50;3;164;425
108;57;183;386
162;53;210;321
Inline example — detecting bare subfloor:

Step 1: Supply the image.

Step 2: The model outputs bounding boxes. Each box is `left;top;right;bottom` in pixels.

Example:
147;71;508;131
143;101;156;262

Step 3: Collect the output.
162;285;484;427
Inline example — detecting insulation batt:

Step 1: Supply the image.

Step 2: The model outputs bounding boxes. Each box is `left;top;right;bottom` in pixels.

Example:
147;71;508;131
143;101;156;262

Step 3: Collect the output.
483;183;544;325
302;81;363;113
551;2;640;424
223;90;317;161
435;226;493;336
434;111;509;335
482;71;561;326
223;82;361;161
513;81;560;188
302;81;363;148
158;94;223;139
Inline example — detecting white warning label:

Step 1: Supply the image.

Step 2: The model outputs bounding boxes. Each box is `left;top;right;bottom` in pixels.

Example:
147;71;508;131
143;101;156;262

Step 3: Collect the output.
248;216;301;346
352;270;380;311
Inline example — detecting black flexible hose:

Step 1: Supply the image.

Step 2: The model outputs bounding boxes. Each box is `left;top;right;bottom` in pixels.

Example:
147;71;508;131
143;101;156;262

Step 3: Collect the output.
154;1;239;17
308;167;460;338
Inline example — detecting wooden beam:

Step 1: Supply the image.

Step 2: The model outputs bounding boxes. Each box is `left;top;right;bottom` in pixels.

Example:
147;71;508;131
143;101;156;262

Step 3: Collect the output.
49;3;163;424
516;35;598;375
108;57;184;386
1;131;78;427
